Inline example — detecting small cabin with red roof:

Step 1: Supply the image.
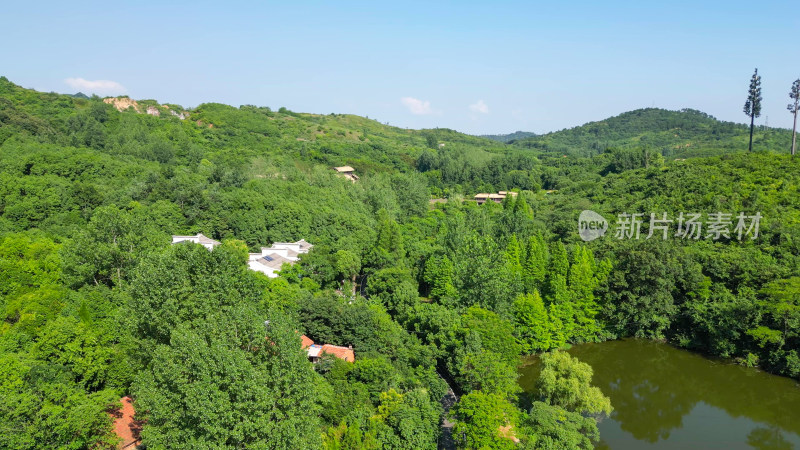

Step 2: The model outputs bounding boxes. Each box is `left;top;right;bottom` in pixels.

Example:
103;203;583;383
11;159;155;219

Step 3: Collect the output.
300;335;355;363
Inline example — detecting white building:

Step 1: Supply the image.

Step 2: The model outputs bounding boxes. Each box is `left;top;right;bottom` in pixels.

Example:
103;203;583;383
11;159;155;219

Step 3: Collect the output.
171;233;221;250
171;234;311;278
473;191;518;205
248;239;313;278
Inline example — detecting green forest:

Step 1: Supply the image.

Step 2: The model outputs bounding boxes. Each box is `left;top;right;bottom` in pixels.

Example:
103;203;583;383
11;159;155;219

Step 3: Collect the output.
1;76;799;449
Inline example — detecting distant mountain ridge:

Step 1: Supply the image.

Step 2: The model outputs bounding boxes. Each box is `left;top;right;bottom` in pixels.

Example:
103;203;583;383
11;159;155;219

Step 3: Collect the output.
510;108;793;158
2;76;792;161
480;130;537;143
0;76;506;174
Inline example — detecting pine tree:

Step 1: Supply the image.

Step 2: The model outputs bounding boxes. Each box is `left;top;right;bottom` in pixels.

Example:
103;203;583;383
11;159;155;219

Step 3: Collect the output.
512;193;532;217
513;291;551;353
567;246;601;341
510;193;534;237
366;209;405;271
788;79;800;156
424;254;456;301
491;235;525;301
545;251;573;342
501;192;515;210
335;250;361;296
549;241;569;278
545;241;570;306
744;68;762;152
547;303;568;349
523;234;548;294
568;246;595;300
505;235;524;279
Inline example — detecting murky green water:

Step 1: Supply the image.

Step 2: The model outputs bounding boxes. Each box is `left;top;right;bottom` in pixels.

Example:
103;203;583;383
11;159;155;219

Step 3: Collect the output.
518;339;800;449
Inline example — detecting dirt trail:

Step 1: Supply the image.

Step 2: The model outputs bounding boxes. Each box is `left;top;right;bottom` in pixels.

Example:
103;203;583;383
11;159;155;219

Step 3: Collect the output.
438;372;458;450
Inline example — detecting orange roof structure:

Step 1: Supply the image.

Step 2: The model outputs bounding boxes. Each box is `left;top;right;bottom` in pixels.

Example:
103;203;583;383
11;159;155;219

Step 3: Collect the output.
110;396;142;449
299;334;355;362
320;344;355;362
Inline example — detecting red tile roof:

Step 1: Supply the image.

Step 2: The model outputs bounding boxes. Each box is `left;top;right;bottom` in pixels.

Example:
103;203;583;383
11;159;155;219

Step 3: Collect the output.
320;344;355;362
110;396;142;449
298;333;354;362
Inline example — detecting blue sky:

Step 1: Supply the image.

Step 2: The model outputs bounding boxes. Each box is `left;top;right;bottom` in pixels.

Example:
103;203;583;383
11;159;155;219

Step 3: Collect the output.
2;1;798;134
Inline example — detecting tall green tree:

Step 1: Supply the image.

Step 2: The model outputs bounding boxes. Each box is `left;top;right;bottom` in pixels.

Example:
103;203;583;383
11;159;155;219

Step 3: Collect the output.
366;267;418;315
544;241;569;304
373;388;441;449
423;254;456;302
61;204;168;288
523;234;548;294
759;277;800;347
523;402;600;449
127;244;323;448
451;391;519;450
507;194;535;237
568;246;602;342
0;233;64;336
504;235;524;294
536;351;612;417
335;250;361;296
457;351;521;398
789;78;800;156
512;291;551;353
0;354;119;449
543;241;573;340
460;307;522;364
365;209;405;272
744;68;762;152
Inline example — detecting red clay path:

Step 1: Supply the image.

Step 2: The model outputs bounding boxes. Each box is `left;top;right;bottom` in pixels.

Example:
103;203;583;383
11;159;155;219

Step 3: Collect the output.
110;396;141;449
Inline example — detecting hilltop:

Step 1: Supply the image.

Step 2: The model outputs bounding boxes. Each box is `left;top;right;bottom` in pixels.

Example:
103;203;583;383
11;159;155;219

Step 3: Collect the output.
481;130;537;143
511;108;793;158
0;77;505;175
2;77;791;171
3;76;795;204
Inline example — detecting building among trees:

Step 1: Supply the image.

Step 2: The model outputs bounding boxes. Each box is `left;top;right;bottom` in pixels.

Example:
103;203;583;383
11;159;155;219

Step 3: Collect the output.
171;235;312;278
333;165;359;182
171;233;222;250
473;191;517;205
248;239;313;278
300;334;355;362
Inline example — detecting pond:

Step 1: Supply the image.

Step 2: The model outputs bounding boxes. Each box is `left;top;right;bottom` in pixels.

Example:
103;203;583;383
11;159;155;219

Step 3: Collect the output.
518;339;800;449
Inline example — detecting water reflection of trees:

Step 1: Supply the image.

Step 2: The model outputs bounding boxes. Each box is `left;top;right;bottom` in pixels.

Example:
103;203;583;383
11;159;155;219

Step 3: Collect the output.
574;340;695;442
747;426;794;450
519;339;800;444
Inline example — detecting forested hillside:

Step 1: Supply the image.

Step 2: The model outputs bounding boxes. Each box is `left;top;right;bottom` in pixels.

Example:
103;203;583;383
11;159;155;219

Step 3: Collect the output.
481;131;537;143
1;77;798;449
513;108;794;158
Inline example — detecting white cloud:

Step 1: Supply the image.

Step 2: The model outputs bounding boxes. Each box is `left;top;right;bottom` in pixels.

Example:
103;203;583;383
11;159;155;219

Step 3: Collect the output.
64;78;127;96
469;100;489;114
401;97;433;115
